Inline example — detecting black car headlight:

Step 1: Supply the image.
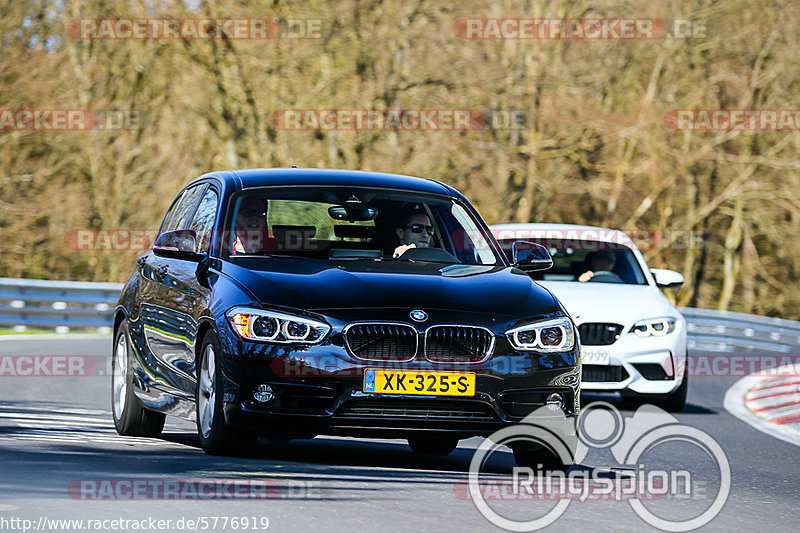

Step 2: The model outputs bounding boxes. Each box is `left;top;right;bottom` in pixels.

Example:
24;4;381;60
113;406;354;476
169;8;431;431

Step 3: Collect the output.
226;307;330;343
630;318;676;338
506;317;576;352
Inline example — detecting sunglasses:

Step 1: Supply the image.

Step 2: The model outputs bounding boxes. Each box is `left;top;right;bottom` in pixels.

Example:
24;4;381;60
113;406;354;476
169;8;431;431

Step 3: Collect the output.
403;224;434;235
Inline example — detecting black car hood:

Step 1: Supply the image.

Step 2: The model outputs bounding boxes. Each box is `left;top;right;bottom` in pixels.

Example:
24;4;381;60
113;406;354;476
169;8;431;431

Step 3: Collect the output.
221;257;558;318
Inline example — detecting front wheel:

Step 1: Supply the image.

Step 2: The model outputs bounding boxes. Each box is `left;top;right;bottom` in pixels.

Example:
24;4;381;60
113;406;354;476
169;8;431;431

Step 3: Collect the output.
111;322;165;437
511;443;573;472
196;330;255;455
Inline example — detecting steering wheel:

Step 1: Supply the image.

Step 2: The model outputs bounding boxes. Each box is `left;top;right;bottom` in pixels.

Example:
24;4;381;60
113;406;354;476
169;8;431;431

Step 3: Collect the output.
588;270;623;283
396;247;459;263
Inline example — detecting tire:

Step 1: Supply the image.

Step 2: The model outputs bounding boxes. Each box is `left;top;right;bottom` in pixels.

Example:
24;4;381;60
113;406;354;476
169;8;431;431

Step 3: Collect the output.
111;322;166;437
196;329;255;456
408;437;459;455
511;443;573;472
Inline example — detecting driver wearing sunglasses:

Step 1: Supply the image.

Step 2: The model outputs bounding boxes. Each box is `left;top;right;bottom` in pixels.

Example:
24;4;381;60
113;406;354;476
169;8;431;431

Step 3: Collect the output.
393;210;435;258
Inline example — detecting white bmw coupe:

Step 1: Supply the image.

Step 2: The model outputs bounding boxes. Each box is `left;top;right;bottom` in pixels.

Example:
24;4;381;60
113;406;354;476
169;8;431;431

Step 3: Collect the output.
491;223;688;411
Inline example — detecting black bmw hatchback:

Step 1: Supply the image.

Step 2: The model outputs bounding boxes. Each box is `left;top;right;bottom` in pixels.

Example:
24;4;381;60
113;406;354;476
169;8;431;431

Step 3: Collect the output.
112;168;580;466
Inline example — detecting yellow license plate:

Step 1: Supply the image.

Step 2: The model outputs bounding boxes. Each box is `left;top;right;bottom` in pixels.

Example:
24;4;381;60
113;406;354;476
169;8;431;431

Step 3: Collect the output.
363;369;476;397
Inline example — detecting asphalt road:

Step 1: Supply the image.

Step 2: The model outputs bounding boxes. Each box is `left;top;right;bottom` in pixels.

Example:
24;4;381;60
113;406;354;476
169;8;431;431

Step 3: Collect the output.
0;337;798;532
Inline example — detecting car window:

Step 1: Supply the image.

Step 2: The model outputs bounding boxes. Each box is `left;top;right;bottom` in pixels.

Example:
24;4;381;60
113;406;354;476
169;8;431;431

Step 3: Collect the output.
190;188;219;253
159;190;186;234
162;185;206;233
267;199;374;240
224;187;502;266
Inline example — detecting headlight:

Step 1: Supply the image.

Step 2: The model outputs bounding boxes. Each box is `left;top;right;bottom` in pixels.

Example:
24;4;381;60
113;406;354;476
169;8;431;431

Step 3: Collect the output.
226;307;330;344
506;317;576;352
630;318;676;338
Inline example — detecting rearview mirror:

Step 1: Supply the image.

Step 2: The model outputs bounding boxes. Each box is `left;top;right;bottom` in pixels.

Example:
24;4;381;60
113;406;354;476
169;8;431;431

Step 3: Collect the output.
328;205;378;221
152;230;202;261
512;241;553;272
651;268;684;289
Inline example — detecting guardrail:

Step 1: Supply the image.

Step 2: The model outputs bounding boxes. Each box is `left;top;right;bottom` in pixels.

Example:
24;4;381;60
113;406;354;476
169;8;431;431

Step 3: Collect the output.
0;277;123;333
1;278;800;349
680;307;800;354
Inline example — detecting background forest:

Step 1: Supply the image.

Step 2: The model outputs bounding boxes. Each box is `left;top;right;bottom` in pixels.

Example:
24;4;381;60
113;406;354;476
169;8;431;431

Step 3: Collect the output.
2;0;800;318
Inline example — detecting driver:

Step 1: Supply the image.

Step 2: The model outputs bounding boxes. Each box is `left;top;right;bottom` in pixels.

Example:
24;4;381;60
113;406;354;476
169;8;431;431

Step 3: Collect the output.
232;197;268;253
393;210;434;258
578;251;621;282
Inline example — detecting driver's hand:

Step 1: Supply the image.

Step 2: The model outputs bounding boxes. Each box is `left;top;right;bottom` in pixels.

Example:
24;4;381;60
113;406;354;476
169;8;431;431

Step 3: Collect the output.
393;243;416;258
578;271;594;282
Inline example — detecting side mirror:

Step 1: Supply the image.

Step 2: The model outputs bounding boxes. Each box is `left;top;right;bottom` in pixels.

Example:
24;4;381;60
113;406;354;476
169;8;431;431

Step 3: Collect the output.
152;230;202;261
512;241;553;272
651;268;684;289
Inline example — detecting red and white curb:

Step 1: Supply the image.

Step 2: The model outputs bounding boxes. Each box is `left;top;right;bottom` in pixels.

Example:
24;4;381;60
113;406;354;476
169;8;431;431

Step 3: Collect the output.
724;364;800;446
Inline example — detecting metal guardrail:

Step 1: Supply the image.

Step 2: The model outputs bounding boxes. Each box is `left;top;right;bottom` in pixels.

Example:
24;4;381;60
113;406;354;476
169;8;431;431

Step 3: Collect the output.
1;278;800;350
680;307;800;354
0;277;123;332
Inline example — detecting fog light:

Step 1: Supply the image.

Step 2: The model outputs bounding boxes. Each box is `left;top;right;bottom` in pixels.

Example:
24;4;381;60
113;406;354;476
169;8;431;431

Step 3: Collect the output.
546;393;565;411
253;384;275;403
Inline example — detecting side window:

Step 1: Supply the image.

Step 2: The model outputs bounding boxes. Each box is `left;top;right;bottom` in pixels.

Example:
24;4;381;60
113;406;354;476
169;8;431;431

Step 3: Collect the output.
159;190;187;234
190;188;219;253
162;185;206;233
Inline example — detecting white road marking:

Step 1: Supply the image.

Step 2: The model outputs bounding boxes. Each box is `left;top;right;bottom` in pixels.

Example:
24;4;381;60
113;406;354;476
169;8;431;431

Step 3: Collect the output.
0;403;191;448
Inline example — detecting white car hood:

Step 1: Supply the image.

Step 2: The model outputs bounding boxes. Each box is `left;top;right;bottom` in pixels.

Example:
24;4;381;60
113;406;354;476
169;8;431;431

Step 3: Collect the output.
538;281;673;323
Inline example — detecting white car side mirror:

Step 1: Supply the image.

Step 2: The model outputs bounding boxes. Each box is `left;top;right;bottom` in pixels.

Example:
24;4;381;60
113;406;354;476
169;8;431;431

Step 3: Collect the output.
651;268;684;289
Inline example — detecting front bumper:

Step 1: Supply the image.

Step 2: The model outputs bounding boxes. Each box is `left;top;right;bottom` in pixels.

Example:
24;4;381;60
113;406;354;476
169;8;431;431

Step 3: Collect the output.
580;323;687;395
216;307;581;439
221;356;580;439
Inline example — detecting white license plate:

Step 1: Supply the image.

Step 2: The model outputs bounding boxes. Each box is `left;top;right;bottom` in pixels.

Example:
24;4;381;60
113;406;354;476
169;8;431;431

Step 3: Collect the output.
582;349;610;365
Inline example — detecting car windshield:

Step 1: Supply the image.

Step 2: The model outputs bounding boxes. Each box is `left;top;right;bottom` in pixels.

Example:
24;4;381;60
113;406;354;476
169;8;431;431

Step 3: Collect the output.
497;238;648;284
223;187;502;266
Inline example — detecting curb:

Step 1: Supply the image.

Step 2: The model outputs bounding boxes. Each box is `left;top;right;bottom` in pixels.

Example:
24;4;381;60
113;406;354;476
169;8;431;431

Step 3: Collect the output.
724;365;800;446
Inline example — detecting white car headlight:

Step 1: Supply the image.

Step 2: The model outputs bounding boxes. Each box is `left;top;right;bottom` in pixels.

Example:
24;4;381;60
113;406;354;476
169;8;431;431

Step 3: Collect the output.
630;318;676;338
506;317;576;352
226;307;330;343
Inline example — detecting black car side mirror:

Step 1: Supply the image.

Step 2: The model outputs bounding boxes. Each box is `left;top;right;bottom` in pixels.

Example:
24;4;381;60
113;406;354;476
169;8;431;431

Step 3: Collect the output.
152;230;203;261
512;241;553;272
